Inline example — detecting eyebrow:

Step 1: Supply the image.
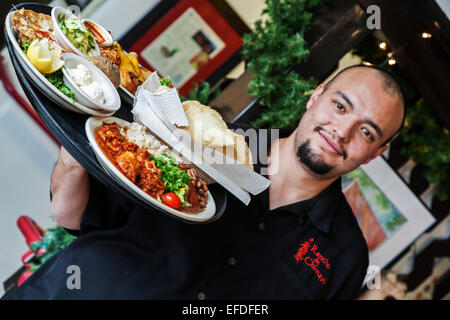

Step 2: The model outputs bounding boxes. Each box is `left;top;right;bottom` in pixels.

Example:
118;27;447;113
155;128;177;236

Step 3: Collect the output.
365;119;383;139
335;91;383;139
337;91;355;110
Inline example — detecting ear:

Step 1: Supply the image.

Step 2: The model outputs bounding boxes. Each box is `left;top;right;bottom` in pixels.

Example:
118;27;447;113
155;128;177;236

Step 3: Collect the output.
362;145;388;165
306;83;325;110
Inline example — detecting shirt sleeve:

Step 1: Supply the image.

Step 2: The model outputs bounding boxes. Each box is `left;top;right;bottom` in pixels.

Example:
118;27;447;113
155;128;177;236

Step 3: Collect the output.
78;174;134;236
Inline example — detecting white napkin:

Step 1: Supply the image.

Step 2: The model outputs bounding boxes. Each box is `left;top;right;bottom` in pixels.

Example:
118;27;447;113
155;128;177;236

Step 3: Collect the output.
131;78;271;205
141;72;189;127
132;89;252;205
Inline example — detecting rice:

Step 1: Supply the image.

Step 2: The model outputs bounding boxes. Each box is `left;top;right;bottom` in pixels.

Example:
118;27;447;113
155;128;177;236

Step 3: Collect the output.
120;122;181;161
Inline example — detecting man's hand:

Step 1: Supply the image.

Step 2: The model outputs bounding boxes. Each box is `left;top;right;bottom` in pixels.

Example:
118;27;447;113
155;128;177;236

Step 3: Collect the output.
51;146;89;230
59;145;83;169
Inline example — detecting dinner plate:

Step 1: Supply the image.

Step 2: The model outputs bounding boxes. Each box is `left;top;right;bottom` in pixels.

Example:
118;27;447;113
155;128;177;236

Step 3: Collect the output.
61;53;121;112
4;10;117;116
51;7;101;58
118;85;135;106
116;49;151;106
85;116;216;222
82;18;114;47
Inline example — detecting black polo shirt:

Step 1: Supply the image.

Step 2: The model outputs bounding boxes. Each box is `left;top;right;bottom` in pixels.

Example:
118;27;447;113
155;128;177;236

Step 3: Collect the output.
4;123;368;300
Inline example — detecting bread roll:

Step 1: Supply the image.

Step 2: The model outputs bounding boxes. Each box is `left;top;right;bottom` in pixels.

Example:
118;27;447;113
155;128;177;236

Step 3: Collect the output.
181;101;253;170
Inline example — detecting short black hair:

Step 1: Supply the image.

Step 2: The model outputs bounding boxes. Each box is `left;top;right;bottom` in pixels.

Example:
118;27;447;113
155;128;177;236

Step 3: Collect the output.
323;64;406;146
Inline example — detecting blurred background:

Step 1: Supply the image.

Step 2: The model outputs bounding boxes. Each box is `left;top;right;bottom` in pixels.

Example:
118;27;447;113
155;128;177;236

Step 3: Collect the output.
0;0;449;299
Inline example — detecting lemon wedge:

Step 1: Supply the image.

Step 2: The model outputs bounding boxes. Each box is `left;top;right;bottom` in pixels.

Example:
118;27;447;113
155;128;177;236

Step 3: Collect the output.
26;39;64;74
47;47;65;74
27;39;51;72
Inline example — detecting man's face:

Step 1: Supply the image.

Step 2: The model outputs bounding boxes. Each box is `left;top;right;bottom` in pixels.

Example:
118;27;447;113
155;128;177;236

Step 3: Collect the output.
295;68;403;178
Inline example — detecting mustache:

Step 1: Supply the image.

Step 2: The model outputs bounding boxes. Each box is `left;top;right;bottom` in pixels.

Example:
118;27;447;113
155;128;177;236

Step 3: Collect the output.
314;126;348;160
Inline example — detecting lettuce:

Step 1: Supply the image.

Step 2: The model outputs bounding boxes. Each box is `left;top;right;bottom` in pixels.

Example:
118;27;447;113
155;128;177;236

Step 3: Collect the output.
174;185;189;207
151;152;190;195
21;40;31;54
43;70;75;101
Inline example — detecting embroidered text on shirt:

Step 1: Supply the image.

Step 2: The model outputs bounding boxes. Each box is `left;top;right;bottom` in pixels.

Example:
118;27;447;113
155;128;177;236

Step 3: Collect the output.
294;238;331;285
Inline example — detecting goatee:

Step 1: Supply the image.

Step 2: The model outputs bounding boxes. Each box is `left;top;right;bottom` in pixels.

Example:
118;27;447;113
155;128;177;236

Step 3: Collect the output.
296;140;333;175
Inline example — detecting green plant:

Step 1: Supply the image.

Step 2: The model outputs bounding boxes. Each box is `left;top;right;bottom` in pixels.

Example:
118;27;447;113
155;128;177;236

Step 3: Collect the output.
242;0;326;129
29;226;76;272
180;82;220;105
400;99;450;201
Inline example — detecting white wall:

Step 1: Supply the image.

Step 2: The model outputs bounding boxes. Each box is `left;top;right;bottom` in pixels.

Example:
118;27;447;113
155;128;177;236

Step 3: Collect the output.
0;55;59;295
83;0;161;40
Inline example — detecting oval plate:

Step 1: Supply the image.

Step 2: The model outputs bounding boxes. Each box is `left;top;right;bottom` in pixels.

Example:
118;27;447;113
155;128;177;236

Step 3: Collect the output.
85;116;216;222
5;10;116;116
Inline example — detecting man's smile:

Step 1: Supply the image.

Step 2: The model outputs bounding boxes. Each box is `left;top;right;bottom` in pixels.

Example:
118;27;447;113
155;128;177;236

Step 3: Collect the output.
318;131;343;156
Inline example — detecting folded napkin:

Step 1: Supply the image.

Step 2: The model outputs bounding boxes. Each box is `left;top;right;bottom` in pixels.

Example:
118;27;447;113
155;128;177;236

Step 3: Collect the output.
141;72;189;127
131;73;271;205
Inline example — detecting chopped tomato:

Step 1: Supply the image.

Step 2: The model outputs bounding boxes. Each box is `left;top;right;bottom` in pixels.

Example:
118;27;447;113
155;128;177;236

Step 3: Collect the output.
161;192;181;209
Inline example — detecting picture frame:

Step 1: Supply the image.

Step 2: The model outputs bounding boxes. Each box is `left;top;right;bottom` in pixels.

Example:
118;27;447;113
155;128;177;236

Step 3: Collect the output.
123;0;244;96
342;156;436;282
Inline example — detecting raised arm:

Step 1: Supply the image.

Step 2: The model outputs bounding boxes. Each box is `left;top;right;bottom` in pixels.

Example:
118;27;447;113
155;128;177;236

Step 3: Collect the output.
50;146;89;230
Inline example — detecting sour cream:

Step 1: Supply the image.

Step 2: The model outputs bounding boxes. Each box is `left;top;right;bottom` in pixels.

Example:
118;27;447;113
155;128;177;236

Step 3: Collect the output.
154;85;171;94
67;63;105;104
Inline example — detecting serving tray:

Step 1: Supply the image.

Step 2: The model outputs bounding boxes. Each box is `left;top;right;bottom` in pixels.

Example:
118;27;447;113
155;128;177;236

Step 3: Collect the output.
4;2;227;224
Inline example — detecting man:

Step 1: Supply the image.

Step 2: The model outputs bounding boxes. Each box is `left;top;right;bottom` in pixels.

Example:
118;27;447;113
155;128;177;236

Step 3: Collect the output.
4;65;405;300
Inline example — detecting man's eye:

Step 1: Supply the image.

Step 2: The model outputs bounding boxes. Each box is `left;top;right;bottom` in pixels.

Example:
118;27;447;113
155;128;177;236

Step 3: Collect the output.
362;128;373;140
335;102;345;111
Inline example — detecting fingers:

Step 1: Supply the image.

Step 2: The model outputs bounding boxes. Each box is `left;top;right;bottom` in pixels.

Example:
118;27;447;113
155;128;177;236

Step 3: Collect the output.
59;146;83;169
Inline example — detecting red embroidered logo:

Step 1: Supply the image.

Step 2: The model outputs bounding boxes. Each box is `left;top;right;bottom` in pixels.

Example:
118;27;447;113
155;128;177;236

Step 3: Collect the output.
294;238;331;285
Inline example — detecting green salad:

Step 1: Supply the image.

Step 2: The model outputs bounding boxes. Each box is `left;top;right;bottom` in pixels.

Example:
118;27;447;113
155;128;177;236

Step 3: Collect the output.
59;14;96;56
21;40;75;101
44;70;75;101
151;152;191;206
20;40;31;54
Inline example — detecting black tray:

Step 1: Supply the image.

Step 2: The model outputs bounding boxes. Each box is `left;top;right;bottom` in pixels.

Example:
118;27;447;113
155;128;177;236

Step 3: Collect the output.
4;2;227;224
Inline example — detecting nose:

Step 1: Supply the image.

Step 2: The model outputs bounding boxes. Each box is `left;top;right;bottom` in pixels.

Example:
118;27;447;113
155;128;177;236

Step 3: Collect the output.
333;118;355;143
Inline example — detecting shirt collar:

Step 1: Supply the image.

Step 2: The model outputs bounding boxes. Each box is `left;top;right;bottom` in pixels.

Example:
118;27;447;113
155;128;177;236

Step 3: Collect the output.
252;128;342;234
305;177;342;234
256;177;343;234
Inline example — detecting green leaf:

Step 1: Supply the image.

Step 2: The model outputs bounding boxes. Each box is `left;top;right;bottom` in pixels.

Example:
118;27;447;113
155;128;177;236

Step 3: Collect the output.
243;0;327;130
21;41;31;54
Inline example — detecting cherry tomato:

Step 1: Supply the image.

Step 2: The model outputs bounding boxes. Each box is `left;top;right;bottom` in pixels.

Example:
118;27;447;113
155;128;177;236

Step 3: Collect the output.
161;192;181;209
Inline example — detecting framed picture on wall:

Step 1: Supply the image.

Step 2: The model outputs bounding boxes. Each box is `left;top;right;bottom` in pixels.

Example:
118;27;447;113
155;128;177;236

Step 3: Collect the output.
122;0;244;96
342;156;436;283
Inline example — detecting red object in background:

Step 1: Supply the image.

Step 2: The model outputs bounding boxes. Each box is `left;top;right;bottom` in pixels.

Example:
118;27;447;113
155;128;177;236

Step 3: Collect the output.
17;268;34;286
17;216;46;268
17;216;44;247
128;0;243;96
16;216;46;286
0;54;59;146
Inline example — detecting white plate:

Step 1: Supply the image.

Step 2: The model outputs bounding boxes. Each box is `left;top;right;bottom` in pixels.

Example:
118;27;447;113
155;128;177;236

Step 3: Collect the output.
5;11;116;116
51;7;101;58
118;85;135;105
82;18;113;47
85;116;216;222
116;49;150;105
61;53;120;112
